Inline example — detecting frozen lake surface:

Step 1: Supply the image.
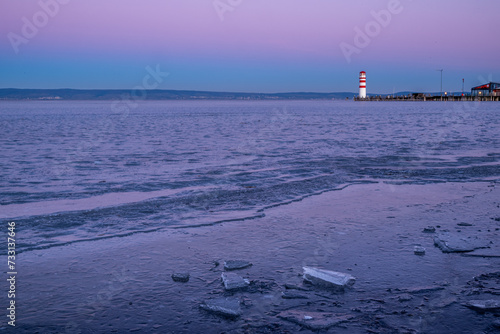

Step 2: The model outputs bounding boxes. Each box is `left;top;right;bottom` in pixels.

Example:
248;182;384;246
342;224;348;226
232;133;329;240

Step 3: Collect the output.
1;100;499;253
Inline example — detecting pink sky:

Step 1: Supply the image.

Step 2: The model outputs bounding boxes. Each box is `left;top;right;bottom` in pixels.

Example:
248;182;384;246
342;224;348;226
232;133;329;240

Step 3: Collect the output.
1;0;499;93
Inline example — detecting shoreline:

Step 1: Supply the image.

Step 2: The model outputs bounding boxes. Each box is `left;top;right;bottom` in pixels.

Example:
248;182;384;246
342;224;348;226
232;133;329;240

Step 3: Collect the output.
10;181;500;333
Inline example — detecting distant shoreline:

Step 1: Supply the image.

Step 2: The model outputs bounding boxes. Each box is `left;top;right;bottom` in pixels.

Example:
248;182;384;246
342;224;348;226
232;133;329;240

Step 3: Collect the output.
0;88;355;101
1;88;472;101
2;89;492;101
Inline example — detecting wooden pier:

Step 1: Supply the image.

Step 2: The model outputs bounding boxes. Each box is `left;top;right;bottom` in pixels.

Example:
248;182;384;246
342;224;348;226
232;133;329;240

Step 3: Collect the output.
354;94;500;102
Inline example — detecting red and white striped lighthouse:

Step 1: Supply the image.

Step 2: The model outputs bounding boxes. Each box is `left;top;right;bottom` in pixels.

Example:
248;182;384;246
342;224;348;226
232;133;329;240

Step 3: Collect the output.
359;71;367;98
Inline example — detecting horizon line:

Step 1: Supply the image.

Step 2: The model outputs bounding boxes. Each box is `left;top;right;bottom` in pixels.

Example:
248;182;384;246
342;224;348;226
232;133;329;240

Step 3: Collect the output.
0;87;463;95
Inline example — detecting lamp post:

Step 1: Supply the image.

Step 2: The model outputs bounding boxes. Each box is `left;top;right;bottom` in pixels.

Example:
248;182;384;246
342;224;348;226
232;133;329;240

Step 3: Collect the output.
436;69;443;99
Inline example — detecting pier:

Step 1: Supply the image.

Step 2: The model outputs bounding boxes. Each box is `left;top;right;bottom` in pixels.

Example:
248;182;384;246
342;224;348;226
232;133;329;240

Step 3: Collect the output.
354;77;500;102
354;94;500;102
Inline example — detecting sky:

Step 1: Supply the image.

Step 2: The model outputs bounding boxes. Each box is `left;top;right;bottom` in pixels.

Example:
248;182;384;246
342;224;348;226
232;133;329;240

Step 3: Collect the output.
1;0;499;94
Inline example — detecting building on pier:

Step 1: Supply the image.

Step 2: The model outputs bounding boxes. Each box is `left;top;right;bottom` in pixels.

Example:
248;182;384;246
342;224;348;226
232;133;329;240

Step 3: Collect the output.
471;82;500;97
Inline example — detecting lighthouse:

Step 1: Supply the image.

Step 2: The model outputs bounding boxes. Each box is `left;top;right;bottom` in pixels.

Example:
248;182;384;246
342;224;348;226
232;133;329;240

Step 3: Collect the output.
359;71;367;99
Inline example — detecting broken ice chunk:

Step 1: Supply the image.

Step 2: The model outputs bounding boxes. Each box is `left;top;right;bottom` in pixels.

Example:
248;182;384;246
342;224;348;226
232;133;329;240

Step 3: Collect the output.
303;267;355;290
221;272;249;291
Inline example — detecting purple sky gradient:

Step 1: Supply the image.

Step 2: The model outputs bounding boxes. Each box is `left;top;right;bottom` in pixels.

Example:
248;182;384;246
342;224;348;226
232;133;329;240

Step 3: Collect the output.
1;0;499;93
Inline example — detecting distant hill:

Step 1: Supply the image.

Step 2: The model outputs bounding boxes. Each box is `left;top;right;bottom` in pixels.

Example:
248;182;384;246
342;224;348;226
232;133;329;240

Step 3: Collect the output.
0;89;356;101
